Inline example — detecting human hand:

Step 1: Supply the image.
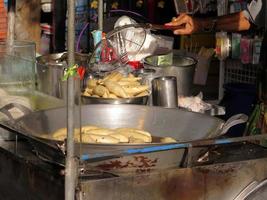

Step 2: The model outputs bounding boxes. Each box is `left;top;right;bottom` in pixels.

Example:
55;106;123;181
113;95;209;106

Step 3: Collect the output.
165;13;202;35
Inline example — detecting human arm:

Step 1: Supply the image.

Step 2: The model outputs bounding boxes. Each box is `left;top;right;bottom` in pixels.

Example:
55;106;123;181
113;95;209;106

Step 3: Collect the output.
165;11;251;35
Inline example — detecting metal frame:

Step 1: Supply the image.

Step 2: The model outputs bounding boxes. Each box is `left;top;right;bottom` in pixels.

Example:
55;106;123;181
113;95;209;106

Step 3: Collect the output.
6;0;104;199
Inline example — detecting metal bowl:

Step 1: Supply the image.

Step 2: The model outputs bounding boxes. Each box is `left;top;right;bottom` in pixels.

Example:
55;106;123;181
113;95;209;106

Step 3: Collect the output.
81;95;149;105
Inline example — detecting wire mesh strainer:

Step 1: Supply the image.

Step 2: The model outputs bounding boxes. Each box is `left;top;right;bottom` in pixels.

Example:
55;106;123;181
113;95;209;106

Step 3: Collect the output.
88;24;147;73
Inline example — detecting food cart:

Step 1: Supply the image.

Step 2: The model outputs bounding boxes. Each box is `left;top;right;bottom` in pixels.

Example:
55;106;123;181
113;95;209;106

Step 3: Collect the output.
0;0;267;200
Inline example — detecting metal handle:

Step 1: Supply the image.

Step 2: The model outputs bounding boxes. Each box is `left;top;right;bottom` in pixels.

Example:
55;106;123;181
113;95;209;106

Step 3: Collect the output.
219;114;248;136
0;103;32;122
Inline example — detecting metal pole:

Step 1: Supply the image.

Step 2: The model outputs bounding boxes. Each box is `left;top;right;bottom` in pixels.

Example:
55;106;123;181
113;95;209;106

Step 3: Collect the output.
7;0;16;47
98;0;103;30
65;0;77;199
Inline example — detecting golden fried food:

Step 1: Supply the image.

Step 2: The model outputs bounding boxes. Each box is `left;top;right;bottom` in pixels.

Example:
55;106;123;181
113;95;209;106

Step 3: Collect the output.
87;79;98;89
115;128;152;143
108;93;118;99
160;137;177;143
83;71;149;99
104;81;129;98
93;85;109;97
49;125;176;144
88;134;120;144
123;85;149;96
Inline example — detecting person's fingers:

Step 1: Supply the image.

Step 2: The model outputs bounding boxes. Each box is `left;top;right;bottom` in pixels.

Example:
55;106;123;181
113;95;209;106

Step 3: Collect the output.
165;14;190;26
165;13;188;25
173;28;192;35
172;13;187;22
175;14;191;26
174;21;194;35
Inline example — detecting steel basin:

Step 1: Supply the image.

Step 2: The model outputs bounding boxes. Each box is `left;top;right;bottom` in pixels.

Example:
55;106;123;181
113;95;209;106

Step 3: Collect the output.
144;51;197;96
36;52;90;101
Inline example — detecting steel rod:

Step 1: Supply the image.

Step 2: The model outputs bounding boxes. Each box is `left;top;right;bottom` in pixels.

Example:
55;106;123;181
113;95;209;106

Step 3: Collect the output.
7;0;16;47
65;0;77;199
98;0;103;30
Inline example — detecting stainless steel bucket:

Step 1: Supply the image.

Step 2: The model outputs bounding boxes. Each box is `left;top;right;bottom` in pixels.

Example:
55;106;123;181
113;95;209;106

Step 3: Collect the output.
36;52;90;100
144;51;197;96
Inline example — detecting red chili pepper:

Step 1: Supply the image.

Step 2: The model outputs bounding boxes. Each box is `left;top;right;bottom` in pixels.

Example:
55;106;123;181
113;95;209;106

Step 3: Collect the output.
77;66;86;80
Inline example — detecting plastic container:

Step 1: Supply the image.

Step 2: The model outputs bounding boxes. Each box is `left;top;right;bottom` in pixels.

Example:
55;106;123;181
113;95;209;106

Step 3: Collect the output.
0;41;36;90
252;36;262;65
240;37;252;64
215;32;230;60
40;24;52;55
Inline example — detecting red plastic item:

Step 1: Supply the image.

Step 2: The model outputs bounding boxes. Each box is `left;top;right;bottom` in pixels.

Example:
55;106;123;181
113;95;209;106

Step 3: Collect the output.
100;33;117;63
77;66;86;80
127;61;143;70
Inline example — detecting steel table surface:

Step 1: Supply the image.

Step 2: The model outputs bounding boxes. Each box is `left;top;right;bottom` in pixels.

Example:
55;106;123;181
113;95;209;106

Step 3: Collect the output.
0;139;267;200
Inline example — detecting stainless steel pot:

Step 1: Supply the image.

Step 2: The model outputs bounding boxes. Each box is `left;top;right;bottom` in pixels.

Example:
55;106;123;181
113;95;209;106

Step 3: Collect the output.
143;51;197;96
36;52;90;100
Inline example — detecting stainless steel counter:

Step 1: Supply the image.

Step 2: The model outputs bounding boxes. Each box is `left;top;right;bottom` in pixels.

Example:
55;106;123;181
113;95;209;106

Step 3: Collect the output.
1;138;267;200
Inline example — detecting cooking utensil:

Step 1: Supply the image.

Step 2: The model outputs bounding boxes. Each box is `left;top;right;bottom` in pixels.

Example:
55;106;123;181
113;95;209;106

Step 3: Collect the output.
89;24;146;70
152;76;178;108
36;52;90;101
0;104;247;174
134;68;162;105
144;23;185;31
143;51;197;96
